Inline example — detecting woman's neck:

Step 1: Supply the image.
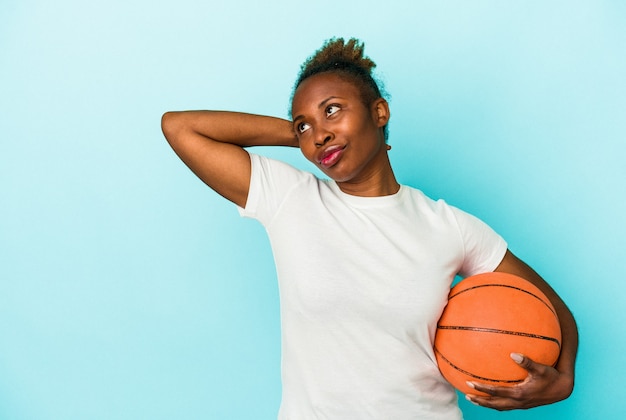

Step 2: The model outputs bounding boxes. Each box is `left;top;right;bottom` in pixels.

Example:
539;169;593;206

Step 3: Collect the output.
336;154;400;197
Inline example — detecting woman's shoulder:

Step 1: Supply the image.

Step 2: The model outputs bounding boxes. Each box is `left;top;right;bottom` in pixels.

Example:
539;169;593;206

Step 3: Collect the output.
401;184;452;211
248;152;324;197
249;153;317;180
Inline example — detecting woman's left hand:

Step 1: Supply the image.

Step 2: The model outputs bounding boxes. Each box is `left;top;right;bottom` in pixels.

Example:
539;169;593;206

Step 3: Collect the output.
465;352;574;410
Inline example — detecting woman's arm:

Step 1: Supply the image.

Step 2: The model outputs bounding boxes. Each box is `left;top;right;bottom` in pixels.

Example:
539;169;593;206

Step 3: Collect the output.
466;250;578;410
161;111;297;208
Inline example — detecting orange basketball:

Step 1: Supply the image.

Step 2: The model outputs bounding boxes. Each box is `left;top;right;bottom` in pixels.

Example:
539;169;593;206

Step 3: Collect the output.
434;272;561;396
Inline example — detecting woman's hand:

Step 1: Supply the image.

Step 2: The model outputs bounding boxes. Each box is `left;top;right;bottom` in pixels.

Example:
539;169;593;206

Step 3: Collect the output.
464;249;578;411
465;353;574;410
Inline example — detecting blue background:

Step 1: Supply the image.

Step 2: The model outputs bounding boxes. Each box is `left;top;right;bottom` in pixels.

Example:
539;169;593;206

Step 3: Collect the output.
1;0;625;418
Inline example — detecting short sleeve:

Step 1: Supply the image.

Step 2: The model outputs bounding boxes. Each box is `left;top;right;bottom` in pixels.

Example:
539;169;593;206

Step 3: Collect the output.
450;206;508;277
237;153;314;226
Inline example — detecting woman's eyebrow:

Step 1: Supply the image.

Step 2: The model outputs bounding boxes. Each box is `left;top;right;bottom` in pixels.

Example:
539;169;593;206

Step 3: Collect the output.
318;96;342;108
293;96;345;122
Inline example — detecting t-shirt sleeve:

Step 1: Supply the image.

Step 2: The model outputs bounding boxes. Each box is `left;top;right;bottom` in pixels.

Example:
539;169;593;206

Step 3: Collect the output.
450;206;508;277
237;153;312;226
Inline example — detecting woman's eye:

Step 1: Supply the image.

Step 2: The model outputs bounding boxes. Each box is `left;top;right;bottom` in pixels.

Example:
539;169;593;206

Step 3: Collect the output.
326;105;340;117
297;122;311;133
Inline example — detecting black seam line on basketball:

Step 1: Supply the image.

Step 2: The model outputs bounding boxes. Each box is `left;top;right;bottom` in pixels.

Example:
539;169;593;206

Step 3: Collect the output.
449;284;557;317
437;325;561;349
433;347;524;384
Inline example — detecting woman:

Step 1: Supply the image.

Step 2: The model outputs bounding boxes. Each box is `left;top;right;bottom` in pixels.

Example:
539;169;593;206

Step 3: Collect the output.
162;38;577;419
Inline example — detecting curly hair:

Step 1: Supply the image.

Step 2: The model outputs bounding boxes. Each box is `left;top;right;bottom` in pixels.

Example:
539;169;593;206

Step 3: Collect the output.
290;37;389;139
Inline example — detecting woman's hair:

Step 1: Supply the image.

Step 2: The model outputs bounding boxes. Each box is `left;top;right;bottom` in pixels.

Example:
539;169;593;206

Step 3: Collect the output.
290;37;389;139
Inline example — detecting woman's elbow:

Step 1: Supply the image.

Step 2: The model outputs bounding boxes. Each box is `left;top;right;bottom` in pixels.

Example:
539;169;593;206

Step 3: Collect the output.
161;111;181;142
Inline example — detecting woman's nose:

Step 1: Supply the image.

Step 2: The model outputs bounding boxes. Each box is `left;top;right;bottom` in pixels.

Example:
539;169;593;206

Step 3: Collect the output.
315;130;333;147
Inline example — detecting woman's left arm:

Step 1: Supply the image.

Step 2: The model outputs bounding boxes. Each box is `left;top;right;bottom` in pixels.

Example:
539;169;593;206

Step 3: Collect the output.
466;249;578;410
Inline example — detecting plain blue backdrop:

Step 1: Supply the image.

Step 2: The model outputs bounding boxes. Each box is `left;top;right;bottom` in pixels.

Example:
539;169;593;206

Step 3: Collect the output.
1;0;625;418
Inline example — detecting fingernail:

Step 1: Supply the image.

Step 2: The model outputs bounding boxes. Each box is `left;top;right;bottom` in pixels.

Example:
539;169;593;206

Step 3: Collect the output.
510;352;524;363
465;381;475;389
465;395;479;406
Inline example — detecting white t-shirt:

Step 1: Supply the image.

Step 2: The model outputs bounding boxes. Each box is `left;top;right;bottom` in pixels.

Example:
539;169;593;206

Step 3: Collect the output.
239;153;508;420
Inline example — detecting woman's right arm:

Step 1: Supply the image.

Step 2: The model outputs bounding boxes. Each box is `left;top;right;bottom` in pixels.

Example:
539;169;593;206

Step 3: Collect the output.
161;111;298;208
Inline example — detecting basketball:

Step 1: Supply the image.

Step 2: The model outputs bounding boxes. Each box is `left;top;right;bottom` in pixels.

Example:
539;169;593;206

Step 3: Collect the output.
434;272;561;395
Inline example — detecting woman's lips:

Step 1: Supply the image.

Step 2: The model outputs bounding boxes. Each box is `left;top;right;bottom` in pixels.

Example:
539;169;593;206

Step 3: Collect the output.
318;145;345;168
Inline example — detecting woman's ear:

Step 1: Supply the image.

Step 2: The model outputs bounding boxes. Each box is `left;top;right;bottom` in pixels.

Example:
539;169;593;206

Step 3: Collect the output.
371;98;390;128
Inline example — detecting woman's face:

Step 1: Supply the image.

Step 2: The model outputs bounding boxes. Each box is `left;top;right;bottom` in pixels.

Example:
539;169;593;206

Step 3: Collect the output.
291;72;390;185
